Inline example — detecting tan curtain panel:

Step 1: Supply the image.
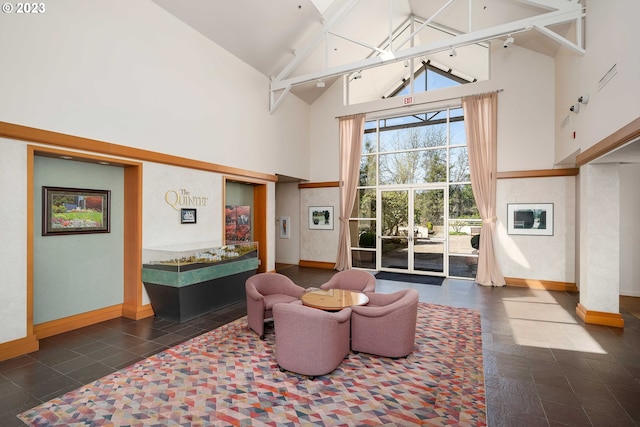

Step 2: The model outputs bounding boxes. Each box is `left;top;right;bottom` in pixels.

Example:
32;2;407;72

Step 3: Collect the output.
335;114;366;271
462;93;506;287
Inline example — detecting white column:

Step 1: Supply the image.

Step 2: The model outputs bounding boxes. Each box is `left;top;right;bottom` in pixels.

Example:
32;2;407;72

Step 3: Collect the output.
579;164;620;313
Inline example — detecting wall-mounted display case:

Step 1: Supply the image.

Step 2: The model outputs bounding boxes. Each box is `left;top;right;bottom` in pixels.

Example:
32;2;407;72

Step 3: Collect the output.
142;241;258;322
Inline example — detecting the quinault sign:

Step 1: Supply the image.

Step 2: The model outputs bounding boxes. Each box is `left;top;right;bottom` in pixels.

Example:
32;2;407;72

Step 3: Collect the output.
165;189;208;211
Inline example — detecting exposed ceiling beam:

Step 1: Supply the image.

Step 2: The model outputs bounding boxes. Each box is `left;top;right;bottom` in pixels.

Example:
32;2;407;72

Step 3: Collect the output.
533;24;584;55
268;0;583;112
269;84;292;114
271;6;583;92
394;0;456;51
273;0;361;83
516;0;581;11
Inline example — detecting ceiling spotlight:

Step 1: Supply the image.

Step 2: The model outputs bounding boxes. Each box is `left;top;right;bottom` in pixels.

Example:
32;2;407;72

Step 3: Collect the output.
503;35;514;48
449;47;457;58
316;80;325;88
578;94;589;104
404;59;409;68
352;70;362;80
569;103;580;113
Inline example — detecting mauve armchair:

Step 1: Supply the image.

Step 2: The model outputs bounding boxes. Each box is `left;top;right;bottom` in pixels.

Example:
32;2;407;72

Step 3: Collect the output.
245;273;305;339
350;288;419;358
273;302;351;379
320;269;376;293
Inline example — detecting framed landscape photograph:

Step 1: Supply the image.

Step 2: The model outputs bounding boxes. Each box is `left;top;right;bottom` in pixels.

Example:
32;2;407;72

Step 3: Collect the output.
181;208;197;224
309;206;334;230
507;203;554;236
42;187;110;236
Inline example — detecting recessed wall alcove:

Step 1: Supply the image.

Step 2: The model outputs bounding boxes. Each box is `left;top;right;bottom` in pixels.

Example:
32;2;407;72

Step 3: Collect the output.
29;146;145;339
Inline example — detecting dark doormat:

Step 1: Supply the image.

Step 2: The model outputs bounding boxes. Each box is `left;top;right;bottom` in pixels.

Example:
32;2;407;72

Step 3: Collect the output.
374;271;444;286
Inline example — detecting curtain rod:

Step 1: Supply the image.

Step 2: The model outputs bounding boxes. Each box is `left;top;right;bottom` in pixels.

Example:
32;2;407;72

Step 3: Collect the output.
336;88;504;119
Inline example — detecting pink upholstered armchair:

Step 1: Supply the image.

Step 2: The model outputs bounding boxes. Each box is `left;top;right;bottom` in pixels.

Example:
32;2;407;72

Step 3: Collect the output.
320;269;376;293
245;273;305;339
273;302;351;379
350;288;419;358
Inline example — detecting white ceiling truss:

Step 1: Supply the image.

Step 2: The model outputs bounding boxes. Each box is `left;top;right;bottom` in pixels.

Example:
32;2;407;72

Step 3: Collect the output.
269;0;585;113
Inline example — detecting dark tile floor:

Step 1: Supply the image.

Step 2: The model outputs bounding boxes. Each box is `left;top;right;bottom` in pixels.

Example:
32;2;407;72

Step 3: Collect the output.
1;265;639;426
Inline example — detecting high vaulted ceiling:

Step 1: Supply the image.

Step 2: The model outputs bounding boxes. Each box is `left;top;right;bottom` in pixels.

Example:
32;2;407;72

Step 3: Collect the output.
151;0;584;109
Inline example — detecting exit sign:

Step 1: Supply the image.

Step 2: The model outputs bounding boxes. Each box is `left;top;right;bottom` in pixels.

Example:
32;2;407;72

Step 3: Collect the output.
403;96;414;105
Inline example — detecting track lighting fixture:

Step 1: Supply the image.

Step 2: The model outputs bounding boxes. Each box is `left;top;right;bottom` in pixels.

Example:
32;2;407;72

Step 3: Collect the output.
503;35;514;48
404;59;409;68
578;94;589;104
569;103;580;113
316;80;325;88
352;70;362;80
449;47;457;58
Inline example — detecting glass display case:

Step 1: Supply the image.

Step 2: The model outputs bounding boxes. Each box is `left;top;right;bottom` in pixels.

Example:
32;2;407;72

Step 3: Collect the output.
142;241;258;322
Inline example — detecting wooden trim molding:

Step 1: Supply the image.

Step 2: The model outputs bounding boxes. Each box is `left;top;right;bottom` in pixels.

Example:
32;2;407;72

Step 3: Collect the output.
299;260;336;270
223;176;269;273
576;303;624;328
26;147;35;338
496;168;579;179
0;121;278;182
253;183;268;273
34;304;124;340
505;277;578;292
122;164;147;320
576;116;640;166
0;335;39;362
298;181;340;189
122;304;155;321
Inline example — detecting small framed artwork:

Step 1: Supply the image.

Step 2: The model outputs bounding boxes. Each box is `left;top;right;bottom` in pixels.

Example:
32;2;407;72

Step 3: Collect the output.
507;203;553;236
280;216;290;238
181;208;197;224
42;186;110;236
309;206;334;230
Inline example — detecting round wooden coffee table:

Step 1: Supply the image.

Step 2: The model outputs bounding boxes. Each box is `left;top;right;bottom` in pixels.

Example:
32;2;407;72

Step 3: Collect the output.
300;289;369;311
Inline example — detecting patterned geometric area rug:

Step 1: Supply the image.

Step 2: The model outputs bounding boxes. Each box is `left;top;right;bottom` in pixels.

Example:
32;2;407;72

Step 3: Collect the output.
19;303;485;426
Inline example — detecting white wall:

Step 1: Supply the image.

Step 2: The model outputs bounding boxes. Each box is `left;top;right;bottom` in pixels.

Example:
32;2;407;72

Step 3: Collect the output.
300;187;340;264
0;140;27;343
275;182;301;265
579;164;620;313
0;0;310;180
620;163;640;297
309;81;343;183
496;177;576;283
491;44;556;171
555;0;640;162
142;163;223;250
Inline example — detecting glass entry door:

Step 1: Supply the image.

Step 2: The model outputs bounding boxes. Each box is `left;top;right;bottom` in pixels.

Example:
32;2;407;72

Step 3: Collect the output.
379;187;446;275
412;188;445;275
379;189;409;270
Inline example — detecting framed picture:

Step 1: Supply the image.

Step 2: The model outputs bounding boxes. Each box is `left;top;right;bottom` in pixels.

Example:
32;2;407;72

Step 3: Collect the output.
225;205;251;242
279;216;290;238
181;208;197;224
309;206;334;230
507;203;554;236
42;186;110;236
